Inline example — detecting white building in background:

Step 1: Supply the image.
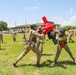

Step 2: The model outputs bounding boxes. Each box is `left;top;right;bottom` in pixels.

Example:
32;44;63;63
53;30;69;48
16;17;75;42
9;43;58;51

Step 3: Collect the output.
10;23;60;33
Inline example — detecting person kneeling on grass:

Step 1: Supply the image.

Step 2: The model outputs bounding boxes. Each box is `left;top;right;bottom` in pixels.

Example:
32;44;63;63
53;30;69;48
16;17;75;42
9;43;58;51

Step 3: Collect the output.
54;29;76;64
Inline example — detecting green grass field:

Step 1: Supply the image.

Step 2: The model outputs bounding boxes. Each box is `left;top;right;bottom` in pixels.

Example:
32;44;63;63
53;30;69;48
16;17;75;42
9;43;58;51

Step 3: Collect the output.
0;34;76;75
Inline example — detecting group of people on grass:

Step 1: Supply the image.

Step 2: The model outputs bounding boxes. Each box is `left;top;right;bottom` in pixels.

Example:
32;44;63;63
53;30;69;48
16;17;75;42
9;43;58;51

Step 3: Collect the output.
13;16;76;67
0;16;76;67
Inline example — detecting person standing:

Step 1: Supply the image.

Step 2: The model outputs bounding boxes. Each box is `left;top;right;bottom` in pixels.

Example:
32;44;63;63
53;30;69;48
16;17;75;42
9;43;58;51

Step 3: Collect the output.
22;34;26;45
54;29;76;64
0;30;3;43
12;30;17;42
68;28;74;43
37;26;45;54
13;24;44;67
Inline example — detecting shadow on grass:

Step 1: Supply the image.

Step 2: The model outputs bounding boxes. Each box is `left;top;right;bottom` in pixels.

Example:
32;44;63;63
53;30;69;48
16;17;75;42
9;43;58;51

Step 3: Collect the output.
0;48;6;50
58;60;76;65
42;54;53;56
40;60;76;69
39;60;66;69
2;42;7;44
16;60;52;68
13;41;19;42
18;64;36;67
51;60;76;69
16;60;76;69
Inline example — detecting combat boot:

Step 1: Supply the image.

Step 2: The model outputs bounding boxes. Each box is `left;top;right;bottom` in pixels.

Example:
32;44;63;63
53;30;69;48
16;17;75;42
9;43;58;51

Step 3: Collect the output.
73;58;76;64
36;61;41;67
13;60;18;67
54;59;58;64
72;41;75;43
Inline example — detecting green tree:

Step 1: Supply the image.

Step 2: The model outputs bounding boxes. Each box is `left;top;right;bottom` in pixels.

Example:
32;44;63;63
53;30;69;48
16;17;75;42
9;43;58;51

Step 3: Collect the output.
63;25;73;31
0;21;8;30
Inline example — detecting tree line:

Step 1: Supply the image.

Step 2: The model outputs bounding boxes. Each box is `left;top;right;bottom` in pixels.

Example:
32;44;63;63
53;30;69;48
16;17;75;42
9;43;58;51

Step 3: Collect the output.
0;21;75;31
0;21;8;30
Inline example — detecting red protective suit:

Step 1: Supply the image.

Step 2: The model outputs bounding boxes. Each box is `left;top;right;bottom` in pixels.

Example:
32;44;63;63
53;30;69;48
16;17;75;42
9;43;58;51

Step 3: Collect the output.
42;16;54;34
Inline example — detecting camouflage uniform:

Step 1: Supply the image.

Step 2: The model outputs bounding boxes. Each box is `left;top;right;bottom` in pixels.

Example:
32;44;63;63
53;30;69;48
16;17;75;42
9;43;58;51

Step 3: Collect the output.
37;26;45;54
37;35;45;54
54;29;75;64
68;29;74;42
12;31;17;42
13;29;44;67
22;34;26;45
0;31;3;43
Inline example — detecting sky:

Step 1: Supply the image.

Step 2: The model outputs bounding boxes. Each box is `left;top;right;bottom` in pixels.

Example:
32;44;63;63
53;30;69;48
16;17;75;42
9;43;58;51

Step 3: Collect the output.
0;0;76;27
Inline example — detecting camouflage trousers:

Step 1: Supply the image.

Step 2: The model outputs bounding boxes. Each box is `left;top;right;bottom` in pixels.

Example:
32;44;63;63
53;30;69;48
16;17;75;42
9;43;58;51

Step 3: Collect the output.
1;38;3;43
55;44;74;60
36;42;43;54
68;37;74;42
17;43;41;63
13;36;16;42
0;37;3;43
